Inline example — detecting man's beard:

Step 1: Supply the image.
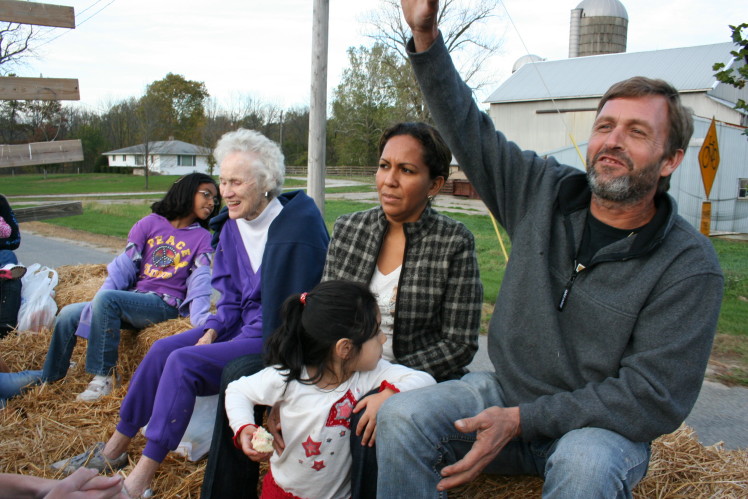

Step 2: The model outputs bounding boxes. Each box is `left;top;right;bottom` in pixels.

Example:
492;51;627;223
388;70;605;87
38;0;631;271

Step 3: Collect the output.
586;148;662;204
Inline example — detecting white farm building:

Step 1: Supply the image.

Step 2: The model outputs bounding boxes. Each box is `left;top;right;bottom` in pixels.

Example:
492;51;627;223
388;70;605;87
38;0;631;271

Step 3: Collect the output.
103;140;212;176
476;0;748;234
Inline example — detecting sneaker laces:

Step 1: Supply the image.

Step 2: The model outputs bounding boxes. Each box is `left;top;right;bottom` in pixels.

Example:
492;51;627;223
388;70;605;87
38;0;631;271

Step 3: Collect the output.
87;375;112;391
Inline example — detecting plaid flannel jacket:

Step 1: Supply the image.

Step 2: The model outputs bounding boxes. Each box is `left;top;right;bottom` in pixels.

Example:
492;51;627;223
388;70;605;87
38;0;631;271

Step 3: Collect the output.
322;206;482;381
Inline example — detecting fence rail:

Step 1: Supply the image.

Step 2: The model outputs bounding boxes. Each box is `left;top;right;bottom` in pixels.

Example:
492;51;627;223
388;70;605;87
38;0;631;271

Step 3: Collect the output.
286;165;376;177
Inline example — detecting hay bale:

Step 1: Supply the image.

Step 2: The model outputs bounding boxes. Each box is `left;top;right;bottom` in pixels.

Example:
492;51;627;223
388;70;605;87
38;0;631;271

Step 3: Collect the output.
54;264;108;309
1;269;745;498
635;425;748;498
449;425;748;498
0;317;203;498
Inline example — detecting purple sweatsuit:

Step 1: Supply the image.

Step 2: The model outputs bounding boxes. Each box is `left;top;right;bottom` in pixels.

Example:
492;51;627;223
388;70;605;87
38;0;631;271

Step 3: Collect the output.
116;219;263;462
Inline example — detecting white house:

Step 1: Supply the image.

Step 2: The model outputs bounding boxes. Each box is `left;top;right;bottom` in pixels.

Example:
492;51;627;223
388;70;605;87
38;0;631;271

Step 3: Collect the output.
103;140;212;176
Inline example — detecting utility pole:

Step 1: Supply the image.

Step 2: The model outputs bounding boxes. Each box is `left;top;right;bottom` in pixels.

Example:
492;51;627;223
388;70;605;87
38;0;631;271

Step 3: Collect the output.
307;0;329;215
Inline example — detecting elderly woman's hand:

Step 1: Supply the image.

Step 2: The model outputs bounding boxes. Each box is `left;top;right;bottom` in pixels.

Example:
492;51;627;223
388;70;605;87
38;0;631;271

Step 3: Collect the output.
196;329;217;346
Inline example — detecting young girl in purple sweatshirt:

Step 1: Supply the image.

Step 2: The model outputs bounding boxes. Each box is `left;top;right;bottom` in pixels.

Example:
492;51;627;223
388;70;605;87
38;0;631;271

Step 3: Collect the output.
41;172;220;401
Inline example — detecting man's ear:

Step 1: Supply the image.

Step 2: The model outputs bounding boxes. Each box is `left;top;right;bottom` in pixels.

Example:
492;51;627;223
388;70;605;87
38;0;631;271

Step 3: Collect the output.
335;338;353;360
660;149;684;178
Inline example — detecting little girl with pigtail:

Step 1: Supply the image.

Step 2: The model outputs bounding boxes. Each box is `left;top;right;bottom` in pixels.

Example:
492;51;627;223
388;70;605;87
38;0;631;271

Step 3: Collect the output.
225;280;435;499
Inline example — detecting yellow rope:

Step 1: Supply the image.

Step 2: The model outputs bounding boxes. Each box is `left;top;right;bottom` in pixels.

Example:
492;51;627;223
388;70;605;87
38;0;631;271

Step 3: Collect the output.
489;212;509;263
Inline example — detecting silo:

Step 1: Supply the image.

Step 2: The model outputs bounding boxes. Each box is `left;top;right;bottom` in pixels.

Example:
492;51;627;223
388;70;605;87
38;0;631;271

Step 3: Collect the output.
569;0;628;57
512;54;546;73
569;8;582;58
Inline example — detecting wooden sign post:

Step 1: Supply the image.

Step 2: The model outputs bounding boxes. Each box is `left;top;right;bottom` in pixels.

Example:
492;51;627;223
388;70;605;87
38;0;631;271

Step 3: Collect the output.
697;118;720;236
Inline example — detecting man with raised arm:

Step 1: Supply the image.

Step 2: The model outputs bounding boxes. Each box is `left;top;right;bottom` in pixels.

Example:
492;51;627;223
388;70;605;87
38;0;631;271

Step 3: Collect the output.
375;1;724;497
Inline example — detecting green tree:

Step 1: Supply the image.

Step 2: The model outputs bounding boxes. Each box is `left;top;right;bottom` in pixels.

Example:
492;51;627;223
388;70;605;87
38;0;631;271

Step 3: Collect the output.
135;93;166;189
329;43;410;166
67;110;110;172
713;23;748;136
362;0;503;120
25;99;66;142
143;73;209;143
101;98;140;149
0;98;29;144
280;106;310;166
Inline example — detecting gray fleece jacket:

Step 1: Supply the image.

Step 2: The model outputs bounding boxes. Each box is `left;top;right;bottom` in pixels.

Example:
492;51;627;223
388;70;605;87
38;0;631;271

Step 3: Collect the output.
409;34;724;443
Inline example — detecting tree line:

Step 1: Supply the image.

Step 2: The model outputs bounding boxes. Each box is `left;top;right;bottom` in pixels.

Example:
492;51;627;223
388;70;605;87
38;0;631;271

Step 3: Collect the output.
1;0;502;175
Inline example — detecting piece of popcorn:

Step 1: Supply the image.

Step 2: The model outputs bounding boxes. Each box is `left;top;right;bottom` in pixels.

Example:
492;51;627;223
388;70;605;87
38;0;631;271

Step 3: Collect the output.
251;426;274;453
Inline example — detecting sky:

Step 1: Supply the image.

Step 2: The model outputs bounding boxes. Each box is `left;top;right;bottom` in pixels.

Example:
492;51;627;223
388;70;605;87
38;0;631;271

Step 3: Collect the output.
17;0;748;112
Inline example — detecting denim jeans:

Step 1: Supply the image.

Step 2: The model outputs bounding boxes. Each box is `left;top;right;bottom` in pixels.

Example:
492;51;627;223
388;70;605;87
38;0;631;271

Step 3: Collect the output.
0;369;43;408
42;290;177;381
377;372;650;499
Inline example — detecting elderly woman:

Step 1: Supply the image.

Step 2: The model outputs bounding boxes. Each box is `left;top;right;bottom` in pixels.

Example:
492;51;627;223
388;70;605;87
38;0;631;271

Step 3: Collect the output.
202;122;483;499
53;129;329;498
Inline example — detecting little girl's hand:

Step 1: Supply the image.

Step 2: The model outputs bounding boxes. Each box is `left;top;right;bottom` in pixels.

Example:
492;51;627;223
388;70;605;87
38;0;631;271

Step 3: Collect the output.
239;427;273;462
353;389;397;446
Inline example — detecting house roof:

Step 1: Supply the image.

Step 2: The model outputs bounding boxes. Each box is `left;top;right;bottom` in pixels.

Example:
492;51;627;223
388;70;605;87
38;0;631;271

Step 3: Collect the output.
103;140;210;156
485;42;735;103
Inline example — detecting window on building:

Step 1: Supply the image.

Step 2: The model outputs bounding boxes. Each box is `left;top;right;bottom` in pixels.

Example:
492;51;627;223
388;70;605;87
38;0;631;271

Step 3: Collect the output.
739;178;748;200
135;155;145;166
178;155;196;167
122;155;126;162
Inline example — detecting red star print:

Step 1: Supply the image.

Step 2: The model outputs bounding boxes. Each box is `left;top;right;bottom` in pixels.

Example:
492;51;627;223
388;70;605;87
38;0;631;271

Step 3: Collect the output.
326;390;357;428
302;436;322;457
312;460;326;471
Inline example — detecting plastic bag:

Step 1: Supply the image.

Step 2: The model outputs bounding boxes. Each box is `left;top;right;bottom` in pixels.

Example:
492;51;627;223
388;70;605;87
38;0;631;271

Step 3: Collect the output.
17;263;58;332
142;394;218;461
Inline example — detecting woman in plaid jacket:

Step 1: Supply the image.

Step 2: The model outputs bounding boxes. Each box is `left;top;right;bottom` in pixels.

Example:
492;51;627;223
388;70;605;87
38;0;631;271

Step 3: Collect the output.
322;122;483;499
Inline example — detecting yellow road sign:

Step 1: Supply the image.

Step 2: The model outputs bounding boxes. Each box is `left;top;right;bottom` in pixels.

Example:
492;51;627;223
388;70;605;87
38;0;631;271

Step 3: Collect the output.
698;118;720;199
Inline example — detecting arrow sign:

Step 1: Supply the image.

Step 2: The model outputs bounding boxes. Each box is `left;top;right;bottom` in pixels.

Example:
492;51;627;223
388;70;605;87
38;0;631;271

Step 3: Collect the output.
698;118;720;199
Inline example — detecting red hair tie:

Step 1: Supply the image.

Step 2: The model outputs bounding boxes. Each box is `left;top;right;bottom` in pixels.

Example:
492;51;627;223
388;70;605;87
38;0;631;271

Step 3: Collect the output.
299;292;308;305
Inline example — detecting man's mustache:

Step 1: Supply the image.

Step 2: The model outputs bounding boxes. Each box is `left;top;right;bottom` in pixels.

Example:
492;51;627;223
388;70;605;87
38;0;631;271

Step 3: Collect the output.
590;147;634;171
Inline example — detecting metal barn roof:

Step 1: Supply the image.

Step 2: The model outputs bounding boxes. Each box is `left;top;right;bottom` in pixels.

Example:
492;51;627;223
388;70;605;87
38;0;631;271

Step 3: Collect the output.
104;140;210;156
486;42;735;103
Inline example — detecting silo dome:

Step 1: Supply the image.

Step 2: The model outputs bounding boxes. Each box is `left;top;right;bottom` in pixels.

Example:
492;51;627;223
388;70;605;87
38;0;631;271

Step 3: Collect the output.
575;0;628;19
569;0;628;58
512;54;546;73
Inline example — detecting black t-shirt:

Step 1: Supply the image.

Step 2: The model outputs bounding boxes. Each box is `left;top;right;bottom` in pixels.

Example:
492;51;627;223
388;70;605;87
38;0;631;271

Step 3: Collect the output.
577;214;642;267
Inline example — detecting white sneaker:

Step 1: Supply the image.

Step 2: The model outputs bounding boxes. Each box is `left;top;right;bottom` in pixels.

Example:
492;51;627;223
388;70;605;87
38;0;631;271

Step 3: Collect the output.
76;375;115;402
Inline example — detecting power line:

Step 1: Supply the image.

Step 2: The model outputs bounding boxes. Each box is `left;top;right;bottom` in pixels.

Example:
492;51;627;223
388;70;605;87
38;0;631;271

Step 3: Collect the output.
34;0;119;49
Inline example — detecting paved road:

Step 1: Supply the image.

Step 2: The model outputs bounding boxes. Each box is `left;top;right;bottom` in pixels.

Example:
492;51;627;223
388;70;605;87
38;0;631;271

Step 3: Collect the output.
16;232;118;267
16;231;748;450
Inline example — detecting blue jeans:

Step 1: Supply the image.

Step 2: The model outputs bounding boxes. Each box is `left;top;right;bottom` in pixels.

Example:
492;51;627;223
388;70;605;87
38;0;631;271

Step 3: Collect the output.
0;369;43;408
377;372;651;499
42;290;177;381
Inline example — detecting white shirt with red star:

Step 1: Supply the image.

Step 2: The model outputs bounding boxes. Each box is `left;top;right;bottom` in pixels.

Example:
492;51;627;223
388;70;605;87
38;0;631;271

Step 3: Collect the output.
225;359;435;499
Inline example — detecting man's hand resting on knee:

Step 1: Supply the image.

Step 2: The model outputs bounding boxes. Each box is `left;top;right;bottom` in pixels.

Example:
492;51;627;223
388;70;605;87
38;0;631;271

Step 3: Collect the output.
437;406;522;491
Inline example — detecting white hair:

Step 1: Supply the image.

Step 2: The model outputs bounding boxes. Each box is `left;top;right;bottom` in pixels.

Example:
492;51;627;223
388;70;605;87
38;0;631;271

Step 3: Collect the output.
214;128;285;198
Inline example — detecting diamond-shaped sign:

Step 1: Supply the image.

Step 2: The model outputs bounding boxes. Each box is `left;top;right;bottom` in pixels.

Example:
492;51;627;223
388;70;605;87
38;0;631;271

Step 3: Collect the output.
698;118;720;199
